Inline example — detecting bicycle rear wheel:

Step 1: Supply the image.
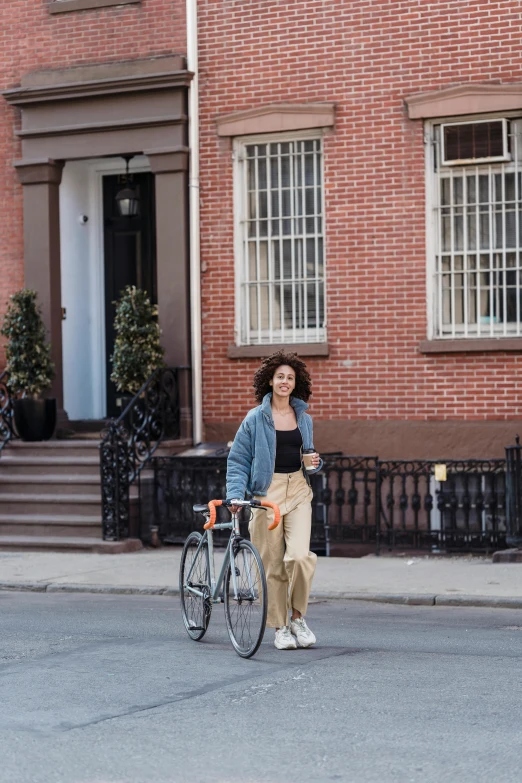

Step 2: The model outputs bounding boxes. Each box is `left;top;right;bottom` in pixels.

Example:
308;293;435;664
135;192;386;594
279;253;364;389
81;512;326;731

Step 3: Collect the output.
223;539;267;658
179;531;212;641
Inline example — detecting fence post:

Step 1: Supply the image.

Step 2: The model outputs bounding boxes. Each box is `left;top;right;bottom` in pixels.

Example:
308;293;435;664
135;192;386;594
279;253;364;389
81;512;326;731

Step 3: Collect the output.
505;437;522;549
375;461;381;556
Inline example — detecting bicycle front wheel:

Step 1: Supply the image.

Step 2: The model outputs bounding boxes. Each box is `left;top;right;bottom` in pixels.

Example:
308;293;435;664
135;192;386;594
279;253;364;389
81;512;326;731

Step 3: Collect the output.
179;531;212;641
223;539;267;658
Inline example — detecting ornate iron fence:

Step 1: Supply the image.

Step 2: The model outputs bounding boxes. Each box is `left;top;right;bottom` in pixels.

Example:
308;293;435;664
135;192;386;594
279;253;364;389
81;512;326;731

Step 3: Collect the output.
140;453;376;554
139;453;251;547
377;458;507;553
139;451;508;554
505;437;522;548
100;367;180;540
0;371;17;454
140;452;346;552
311;456;379;555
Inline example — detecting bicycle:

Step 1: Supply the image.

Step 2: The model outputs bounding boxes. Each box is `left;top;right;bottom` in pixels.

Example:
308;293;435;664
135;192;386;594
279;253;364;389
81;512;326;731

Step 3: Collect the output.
179;498;280;658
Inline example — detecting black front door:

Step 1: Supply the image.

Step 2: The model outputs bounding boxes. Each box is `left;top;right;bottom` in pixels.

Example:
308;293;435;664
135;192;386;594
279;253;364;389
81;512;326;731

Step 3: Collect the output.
103;172;157;417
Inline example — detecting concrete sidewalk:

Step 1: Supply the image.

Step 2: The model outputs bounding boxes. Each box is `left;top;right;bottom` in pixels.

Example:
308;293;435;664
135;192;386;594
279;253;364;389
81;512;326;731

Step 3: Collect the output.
0;548;521;608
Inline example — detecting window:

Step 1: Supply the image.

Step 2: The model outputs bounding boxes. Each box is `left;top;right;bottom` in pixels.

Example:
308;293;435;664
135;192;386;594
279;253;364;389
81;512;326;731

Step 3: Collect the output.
441;119;509;165
429;117;522;338
234;134;326;345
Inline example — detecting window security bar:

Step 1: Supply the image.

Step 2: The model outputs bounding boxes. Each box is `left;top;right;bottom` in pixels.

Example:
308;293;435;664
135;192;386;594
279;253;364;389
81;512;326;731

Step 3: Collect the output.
238;138;326;345
433;119;522;338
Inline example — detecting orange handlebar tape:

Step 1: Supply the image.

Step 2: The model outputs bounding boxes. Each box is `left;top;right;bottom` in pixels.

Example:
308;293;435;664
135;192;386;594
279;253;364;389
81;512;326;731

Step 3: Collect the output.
261;500;281;530
203;499;223;530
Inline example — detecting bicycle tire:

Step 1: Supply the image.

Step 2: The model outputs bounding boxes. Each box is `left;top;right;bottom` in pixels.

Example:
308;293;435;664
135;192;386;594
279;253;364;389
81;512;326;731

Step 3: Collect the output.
179;531;212;641
223;538;267;658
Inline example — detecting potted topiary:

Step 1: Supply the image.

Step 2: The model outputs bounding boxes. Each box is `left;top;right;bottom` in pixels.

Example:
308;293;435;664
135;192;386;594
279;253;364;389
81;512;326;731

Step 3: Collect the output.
110;285;165;410
1;289;56;441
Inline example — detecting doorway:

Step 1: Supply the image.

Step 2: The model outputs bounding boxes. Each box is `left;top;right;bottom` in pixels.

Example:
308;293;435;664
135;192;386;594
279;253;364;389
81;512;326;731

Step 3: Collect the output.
103;172;157;418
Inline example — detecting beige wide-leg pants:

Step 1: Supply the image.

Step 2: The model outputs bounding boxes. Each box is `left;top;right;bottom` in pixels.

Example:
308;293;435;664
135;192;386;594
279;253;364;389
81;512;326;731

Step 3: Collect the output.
250;470;317;628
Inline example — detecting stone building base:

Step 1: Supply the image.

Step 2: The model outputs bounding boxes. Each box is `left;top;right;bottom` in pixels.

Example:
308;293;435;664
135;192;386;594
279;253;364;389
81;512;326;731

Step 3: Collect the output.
205;419;520;460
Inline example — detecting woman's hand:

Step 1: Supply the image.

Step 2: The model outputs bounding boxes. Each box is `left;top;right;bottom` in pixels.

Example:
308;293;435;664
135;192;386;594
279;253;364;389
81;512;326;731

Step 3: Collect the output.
311;452;321;469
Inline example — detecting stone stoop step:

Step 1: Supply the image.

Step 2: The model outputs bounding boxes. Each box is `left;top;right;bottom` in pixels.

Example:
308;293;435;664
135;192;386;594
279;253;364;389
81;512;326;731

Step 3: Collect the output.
0;535;143;553
0;440;124;552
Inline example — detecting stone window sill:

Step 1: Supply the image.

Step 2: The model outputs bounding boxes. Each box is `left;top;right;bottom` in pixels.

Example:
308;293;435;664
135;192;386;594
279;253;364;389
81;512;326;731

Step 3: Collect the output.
420;338;522;353
227;343;329;359
50;0;140;14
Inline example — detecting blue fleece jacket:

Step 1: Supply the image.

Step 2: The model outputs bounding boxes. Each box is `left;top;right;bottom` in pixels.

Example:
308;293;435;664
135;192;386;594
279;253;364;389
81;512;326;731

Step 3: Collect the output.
226;392;323;501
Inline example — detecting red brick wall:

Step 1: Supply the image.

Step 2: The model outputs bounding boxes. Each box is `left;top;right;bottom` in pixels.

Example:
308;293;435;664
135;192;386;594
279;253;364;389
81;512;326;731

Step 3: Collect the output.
198;0;522;429
0;0;186;361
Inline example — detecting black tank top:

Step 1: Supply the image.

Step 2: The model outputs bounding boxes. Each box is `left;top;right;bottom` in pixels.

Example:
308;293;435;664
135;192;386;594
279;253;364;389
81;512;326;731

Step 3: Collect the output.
274;427;302;473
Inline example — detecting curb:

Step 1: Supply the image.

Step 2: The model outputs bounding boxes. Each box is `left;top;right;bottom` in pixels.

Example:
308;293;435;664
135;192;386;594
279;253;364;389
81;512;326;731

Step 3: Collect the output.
434;595;522;609
1;582;521;608
310;591;436;606
0;581;170;596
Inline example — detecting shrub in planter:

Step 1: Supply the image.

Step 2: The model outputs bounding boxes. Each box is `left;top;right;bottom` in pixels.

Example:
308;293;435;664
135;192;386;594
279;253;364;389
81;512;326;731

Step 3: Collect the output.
110;286;165;406
1;289;56;441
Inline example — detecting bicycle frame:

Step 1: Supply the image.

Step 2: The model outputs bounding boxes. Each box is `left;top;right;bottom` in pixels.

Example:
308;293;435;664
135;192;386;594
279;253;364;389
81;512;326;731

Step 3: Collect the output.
184;512;254;603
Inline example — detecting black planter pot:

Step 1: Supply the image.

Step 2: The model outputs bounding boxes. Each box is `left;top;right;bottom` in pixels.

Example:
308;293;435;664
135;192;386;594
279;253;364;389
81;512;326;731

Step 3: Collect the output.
13;398;57;442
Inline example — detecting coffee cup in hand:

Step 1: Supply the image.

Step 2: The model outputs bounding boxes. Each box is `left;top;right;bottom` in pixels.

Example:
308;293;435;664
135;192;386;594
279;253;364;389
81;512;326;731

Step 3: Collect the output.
302;448;316;471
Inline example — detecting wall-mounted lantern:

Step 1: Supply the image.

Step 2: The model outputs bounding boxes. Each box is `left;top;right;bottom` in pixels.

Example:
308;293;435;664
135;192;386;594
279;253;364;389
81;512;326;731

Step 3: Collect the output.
115;155;140;217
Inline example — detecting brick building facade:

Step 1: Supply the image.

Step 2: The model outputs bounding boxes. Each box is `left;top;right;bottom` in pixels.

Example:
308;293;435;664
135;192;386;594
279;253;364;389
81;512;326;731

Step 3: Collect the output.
197;1;522;459
1;1;522;461
0;0;186;313
0;0;192;428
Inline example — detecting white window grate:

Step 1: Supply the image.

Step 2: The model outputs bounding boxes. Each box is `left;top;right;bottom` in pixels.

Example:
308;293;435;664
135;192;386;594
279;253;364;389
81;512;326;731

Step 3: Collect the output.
430;118;522;338
234;136;326;345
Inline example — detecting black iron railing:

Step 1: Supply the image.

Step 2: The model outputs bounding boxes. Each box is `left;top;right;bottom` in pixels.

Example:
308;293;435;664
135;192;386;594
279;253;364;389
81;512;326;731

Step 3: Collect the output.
505;437;522;548
139;451;509;555
311;455;378;555
0;370;17;454
377;458;506;553
100;367;180;540
139;452;348;553
140;453;250;547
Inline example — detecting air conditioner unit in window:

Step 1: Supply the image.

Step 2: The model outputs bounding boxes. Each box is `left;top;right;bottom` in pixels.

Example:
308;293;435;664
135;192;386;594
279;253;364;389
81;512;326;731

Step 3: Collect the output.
441;118;510;166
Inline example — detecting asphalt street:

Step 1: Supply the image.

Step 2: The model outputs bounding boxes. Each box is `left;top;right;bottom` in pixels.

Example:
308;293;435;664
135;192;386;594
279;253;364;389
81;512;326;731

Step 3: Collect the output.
1;592;521;783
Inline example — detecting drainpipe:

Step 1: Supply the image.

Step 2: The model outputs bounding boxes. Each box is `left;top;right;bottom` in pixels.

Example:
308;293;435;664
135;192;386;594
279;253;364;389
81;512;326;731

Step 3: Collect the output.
186;0;203;445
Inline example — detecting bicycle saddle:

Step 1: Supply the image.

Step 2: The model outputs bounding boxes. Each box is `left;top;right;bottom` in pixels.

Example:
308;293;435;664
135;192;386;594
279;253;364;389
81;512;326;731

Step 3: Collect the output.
193;504;210;514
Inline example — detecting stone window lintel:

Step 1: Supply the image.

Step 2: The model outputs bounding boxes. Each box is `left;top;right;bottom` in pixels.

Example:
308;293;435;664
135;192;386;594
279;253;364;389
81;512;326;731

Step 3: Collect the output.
216;103;336;137
405;82;522;120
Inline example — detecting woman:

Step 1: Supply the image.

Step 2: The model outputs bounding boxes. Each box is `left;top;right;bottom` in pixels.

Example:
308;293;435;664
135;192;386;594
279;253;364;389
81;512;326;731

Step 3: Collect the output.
226;351;322;650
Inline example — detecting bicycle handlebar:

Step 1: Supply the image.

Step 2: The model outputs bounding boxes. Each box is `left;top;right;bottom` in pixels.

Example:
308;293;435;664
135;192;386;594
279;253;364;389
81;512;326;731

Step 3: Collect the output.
202;499;281;531
258;500;281;530
203;500;222;530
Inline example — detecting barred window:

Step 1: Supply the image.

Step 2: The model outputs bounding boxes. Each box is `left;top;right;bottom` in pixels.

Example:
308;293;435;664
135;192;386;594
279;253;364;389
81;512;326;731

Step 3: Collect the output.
234;135;326;345
430;118;522;338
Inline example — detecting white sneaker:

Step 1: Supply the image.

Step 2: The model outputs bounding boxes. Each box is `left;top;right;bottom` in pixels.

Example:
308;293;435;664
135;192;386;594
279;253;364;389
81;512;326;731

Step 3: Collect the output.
274;626;297;650
290;617;316;647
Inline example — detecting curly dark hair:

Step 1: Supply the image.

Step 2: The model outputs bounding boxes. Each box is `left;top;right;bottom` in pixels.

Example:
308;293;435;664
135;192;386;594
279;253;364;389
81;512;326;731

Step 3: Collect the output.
252;350;312;404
